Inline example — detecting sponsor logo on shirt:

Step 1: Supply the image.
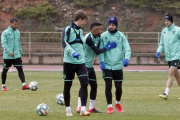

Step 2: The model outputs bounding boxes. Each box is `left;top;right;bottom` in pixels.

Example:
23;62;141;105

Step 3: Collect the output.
116;36;120;40
172;31;175;35
105;37;108;40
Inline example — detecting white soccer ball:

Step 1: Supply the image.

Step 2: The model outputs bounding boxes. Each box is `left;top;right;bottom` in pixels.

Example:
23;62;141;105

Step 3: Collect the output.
29;81;38;91
36;103;49;116
55;94;64;105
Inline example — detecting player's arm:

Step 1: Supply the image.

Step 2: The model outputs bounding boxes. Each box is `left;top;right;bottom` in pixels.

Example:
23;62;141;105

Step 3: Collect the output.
62;27;75;54
18;32;22;55
98;37;105;62
1;31;12;54
157;30;164;53
122;34;131;60
86;36;106;55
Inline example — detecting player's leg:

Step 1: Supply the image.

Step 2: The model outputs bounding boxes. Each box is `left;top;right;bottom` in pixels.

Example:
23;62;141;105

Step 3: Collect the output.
63;63;75;116
88;67;101;113
113;70;124;112
76;64;90;116
76;88;81;113
103;69;113;114
1;59;13;91
174;69;180;86
13;58;29;90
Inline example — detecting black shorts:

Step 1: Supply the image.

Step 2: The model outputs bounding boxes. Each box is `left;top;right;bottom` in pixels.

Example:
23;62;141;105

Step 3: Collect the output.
87;67;96;81
3;57;23;69
103;69;123;81
63;63;88;81
168;60;180;69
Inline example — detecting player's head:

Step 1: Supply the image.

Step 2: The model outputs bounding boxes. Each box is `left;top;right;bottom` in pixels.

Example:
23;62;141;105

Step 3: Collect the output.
165;14;173;27
10;18;18;30
108;16;118;31
90;22;103;37
74;10;88;27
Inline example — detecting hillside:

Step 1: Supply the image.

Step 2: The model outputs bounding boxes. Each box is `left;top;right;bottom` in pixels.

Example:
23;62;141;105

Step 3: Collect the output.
0;0;180;32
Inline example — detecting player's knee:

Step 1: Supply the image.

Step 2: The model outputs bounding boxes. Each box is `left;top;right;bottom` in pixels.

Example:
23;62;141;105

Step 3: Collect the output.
16;66;23;71
91;84;97;90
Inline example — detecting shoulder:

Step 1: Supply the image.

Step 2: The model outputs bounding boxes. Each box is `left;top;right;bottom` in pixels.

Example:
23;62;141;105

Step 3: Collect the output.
101;31;109;37
63;26;71;32
2;29;9;35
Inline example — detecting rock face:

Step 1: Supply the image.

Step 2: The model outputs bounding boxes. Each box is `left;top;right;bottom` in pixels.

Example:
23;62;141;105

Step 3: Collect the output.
0;0;170;32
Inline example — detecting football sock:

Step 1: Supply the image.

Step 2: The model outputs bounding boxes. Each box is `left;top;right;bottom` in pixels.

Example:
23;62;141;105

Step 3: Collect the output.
2;84;6;87
78;97;81;108
89;99;95;110
81;106;86;111
108;104;113;108
164;88;170;95
66;106;71;111
116;101;120;104
22;82;26;87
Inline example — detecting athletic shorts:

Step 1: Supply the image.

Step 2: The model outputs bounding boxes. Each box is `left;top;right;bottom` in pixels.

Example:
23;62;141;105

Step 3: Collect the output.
3;57;23;69
87;67;96;81
168;60;180;69
63;63;88;81
103;69;123;81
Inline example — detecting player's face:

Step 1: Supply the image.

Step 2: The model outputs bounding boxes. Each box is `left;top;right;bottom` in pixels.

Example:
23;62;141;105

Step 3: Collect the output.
165;19;172;27
79;18;87;27
108;23;116;31
10;21;18;30
96;26;103;37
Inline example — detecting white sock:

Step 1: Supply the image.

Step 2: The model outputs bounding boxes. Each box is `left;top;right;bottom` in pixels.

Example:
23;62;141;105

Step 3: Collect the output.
116;101;120;104
108;104;113;108
2;84;6;87
66;106;71;111
22;82;26;87
164;88;170;95
89;99;95;110
81;106;86;111
77;97;81;108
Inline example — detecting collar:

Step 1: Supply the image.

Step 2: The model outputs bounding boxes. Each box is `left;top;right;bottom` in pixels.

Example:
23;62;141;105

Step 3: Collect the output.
167;23;175;31
8;26;16;31
108;28;117;34
71;22;81;29
91;32;97;39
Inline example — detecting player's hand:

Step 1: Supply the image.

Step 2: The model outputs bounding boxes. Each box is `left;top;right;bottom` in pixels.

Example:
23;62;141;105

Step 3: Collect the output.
123;59;129;67
100;61;105;71
10;52;14;57
104;41;117;50
156;52;160;58
72;52;81;60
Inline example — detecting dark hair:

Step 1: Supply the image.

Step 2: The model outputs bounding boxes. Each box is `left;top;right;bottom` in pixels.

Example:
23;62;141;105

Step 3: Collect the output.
90;22;102;30
74;10;88;21
10;18;18;23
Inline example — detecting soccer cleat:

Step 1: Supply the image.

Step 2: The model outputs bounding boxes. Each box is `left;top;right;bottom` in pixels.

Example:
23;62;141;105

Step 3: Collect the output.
22;85;30;90
80;110;90;116
159;93;168;100
76;107;81;114
66;110;73;116
107;107;113;114
88;107;102;113
2;86;7;91
115;104;124;112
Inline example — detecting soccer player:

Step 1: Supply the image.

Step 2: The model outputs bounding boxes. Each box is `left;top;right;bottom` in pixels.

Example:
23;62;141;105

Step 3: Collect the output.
1;18;29;91
76;22;117;113
156;14;180;100
62;10;90;116
98;16;131;114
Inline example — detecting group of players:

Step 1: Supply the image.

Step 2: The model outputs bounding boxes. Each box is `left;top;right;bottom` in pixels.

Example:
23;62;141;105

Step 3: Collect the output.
1;9;180;117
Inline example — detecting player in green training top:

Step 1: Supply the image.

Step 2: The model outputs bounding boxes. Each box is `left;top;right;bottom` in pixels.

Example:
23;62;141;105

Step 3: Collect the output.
76;22;117;113
62;10;90;117
99;16;131;114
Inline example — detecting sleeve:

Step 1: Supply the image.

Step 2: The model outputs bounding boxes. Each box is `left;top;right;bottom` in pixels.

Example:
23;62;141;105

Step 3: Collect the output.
1;31;12;54
122;34;131;60
157;31;164;53
86;36;106;55
62;27;75;55
18;32;22;55
98;37;105;62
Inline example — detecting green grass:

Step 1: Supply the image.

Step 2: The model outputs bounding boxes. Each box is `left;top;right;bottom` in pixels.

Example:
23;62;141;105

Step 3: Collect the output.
1;71;180;120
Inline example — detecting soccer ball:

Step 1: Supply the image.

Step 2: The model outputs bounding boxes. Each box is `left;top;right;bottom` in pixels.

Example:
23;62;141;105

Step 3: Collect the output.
29;81;38;91
36;103;49;116
55;94;64;105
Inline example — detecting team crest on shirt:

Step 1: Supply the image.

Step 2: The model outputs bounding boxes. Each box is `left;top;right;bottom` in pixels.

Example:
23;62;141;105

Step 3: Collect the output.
172;31;175;35
105;37;108;40
164;32;166;34
116;36;120;40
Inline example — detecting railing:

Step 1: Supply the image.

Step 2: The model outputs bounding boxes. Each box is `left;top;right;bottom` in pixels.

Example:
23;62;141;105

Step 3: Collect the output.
0;32;161;63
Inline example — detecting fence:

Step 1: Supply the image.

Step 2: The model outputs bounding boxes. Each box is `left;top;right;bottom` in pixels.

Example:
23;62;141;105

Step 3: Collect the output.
0;32;162;65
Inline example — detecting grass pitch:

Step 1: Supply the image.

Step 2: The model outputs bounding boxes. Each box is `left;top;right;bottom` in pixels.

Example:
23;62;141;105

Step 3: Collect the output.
0;71;180;120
